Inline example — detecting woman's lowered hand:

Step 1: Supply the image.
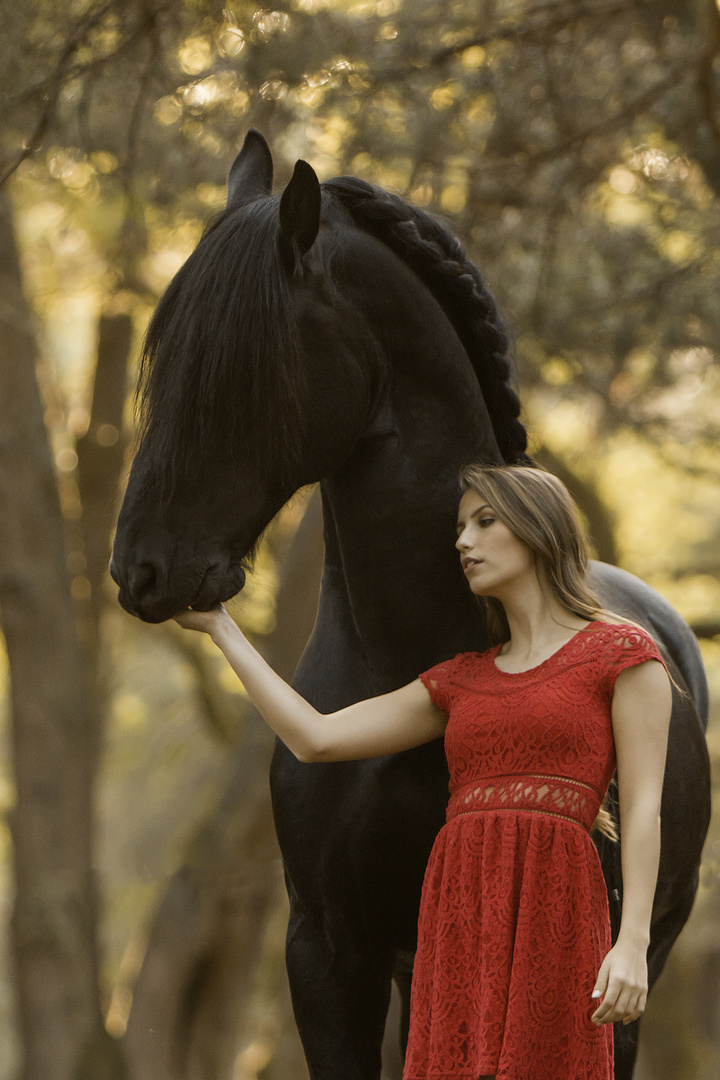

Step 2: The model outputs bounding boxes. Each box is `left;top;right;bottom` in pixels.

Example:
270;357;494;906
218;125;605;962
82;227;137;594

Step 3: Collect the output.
590;940;648;1026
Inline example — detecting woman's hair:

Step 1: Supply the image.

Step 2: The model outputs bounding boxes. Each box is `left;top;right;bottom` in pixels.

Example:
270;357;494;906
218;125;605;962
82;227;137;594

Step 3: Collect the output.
459;462;622;840
459;463;613;639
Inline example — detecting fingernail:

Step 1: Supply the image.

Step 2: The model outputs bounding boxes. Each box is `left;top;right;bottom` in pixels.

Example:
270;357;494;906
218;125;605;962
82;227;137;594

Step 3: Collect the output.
591;991;601;998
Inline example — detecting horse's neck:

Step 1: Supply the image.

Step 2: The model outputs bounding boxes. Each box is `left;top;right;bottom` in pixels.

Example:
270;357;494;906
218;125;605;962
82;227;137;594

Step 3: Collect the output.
319;366;497;684
298;225;502;691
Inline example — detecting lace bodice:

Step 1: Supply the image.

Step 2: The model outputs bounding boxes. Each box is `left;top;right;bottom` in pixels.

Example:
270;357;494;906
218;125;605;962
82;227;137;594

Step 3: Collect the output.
421;620;664;812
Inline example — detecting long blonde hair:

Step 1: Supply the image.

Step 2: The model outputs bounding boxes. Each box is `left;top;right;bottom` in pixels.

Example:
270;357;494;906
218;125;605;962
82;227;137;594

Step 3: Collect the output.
459;462;621;841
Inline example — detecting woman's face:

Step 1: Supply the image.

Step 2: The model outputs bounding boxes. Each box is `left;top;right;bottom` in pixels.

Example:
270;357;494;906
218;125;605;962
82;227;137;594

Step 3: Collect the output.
455;489;535;597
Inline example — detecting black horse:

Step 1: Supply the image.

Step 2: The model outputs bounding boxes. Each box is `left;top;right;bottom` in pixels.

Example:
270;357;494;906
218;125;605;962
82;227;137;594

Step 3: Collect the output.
111;130;711;1080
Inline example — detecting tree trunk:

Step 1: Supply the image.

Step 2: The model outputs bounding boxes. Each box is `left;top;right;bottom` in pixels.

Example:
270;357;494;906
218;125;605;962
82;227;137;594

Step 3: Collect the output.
76;313;133;636
0;192;123;1079
124;489;324;1080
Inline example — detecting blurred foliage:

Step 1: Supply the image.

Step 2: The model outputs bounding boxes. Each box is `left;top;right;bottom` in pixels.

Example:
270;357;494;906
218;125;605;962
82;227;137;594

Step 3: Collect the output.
1;1;719;1078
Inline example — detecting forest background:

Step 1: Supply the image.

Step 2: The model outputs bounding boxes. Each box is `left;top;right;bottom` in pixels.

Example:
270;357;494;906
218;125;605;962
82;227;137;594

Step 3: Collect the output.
0;1;719;1079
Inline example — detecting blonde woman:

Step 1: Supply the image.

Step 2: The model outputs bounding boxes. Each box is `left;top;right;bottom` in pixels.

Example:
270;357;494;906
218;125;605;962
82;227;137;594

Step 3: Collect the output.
173;464;671;1080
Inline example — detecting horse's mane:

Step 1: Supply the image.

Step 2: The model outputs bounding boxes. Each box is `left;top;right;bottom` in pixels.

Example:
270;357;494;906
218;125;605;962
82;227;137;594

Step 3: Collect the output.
137;176;527;498
324;177;527;463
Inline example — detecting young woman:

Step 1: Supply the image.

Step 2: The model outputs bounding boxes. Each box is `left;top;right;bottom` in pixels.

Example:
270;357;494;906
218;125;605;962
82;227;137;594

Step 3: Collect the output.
172;464;671;1080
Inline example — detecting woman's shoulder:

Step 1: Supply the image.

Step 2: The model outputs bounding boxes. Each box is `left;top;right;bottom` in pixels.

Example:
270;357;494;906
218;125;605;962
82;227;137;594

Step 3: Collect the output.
450;647;498;674
418;650;490;715
420;648;492;680
584;618;665;679
589;617;658;644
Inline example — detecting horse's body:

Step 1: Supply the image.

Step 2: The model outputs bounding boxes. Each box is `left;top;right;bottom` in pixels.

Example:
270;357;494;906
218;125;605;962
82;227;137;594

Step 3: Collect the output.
111;131;711;1080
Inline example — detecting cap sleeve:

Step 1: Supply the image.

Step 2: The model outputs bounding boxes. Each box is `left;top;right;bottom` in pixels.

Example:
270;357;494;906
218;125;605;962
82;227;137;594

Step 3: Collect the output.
604;624;666;695
418;657;458;717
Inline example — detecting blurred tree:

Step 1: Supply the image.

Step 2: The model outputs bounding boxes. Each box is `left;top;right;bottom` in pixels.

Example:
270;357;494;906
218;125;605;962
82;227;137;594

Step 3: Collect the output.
0;193;124;1080
76;314;133;638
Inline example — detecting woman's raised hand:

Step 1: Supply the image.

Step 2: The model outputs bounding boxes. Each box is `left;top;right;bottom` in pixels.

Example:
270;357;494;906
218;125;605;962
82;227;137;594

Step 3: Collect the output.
173;604;230;637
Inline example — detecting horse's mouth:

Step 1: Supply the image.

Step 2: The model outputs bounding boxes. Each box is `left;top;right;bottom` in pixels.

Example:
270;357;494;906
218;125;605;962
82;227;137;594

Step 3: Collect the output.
115;563;247;624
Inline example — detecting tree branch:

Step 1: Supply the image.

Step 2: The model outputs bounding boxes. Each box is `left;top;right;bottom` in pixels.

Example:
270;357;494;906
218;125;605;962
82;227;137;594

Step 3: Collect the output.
689;619;720;640
0;0;120;187
484;68;687;174
76;313;134;636
383;0;656;78
582;250;716;317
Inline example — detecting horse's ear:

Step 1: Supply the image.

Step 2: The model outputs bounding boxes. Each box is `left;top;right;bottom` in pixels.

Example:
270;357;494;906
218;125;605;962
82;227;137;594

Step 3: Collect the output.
278;159;321;273
227;129;273;208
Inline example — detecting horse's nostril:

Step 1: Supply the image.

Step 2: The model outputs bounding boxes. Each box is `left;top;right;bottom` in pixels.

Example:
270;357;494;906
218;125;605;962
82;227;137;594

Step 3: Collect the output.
127;561;158;600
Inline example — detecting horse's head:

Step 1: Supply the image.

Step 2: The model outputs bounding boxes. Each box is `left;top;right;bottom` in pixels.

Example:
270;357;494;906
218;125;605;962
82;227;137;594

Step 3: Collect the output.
111;130;525;624
111;131;377;621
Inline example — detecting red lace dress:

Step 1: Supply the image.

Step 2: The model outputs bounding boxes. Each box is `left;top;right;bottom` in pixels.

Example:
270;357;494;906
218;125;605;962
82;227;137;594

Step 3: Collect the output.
403;621;664;1080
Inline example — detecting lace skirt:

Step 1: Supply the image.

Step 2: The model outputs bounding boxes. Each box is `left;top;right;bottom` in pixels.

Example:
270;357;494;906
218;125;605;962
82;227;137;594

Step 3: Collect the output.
403;776;614;1080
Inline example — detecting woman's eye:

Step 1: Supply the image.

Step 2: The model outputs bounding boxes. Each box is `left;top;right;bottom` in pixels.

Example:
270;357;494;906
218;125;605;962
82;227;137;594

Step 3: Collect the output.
479;517;495;528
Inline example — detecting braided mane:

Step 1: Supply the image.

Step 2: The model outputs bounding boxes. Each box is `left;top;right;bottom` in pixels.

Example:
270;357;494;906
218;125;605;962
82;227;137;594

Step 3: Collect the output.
324;176;527;463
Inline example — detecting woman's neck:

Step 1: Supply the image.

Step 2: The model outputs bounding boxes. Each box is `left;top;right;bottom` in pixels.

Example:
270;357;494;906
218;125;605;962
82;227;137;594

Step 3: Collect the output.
495;581;591;662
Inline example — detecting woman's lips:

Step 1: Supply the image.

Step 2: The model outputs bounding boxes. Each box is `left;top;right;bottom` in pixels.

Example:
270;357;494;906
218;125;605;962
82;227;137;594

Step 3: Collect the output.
462;558;483;574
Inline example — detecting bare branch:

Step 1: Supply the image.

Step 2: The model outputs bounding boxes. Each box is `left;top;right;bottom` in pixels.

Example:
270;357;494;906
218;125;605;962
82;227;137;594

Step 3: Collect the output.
582;249;718;317
689;619;720;639
484;68;687;175
121;15;163;198
634;435;720;482
382;0;656;79
0;0;122;187
0;0;174;188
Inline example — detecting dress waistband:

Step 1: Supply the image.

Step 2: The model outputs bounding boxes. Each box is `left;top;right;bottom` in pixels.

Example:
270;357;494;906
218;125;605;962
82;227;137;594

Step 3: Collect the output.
446;773;602;832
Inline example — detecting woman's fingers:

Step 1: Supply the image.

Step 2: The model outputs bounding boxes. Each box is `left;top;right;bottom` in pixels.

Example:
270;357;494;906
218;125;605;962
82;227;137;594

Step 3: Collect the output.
591;980;620;1025
591;980;646;1025
173;610;206;630
622;990;647;1025
173;605;224;633
591;957;610;1001
612;987;634;1020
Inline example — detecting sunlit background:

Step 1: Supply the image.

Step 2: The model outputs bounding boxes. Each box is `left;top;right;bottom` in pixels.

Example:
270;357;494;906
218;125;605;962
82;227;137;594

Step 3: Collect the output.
1;2;719;1078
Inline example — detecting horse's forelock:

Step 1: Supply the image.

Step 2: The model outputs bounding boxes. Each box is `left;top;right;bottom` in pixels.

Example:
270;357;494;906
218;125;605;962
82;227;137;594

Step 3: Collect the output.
136;199;306;502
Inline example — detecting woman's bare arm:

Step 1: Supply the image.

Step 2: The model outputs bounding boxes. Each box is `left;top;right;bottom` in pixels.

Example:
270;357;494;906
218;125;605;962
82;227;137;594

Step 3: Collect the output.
612;659;671;946
174;606;446;761
590;658;671;1025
